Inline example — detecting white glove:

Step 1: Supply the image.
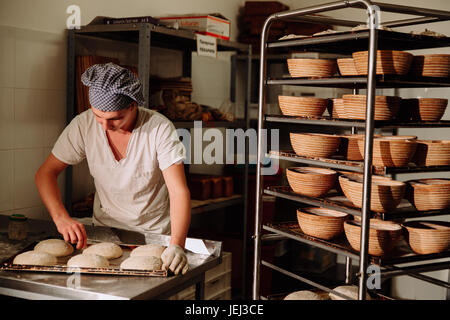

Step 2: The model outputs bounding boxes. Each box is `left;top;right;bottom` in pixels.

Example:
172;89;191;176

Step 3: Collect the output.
161;244;189;275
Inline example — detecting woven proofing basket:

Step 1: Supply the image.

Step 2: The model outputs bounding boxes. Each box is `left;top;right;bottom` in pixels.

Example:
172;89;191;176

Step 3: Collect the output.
344;219;403;256
278;95;328;117
352;50;413;75
412;140;450;166
297;207;348;240
405;179;450;211
290;133;341;158
357;136;417;167
287;58;337;78
329;98;346;118
339;173;406;213
402;221;450;254
412;98;448;121
337;58;358;76
410;54;450;78
286;167;337;197
339;134;382;161
342;94;402;120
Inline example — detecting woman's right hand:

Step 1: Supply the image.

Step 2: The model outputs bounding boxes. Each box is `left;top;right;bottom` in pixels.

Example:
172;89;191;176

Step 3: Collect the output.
53;215;87;250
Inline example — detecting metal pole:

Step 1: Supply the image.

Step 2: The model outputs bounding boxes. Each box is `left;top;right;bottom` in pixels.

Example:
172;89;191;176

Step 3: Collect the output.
382;17;448;28
346;79;359;286
345;257;353;284
351;88;359;135
447;269;450;300
371;2;450;19
65;29;76;215
241;44;252;300
138;24;151;109
253;15;272;301
358;3;378;301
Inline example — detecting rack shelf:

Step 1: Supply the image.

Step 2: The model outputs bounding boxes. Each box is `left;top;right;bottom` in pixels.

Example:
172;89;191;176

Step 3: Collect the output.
260;259;357;300
75;23;249;52
268;29;450;54
265;115;450;129
174;120;246;129
268;150;450;175
263;222;450;267
264;186;450;221
267;75;450;89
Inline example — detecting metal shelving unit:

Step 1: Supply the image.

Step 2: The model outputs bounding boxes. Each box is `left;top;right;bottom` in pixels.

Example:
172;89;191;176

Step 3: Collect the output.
66;22;252;298
253;1;450;300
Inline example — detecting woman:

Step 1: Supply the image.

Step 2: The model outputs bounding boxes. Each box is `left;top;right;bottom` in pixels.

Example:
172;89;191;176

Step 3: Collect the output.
35;63;191;275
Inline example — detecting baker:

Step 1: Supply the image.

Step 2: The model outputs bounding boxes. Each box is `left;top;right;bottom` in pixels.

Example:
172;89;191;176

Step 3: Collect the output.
35;63;191;275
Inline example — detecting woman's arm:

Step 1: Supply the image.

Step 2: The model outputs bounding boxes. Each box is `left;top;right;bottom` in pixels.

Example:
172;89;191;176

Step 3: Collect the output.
35;153;87;249
162;162;191;248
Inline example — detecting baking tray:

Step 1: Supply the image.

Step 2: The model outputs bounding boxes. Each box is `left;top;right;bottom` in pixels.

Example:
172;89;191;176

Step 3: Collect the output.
0;239;168;277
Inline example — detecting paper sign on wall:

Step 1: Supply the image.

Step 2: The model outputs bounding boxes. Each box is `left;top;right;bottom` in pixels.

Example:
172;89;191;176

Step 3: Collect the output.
196;34;217;58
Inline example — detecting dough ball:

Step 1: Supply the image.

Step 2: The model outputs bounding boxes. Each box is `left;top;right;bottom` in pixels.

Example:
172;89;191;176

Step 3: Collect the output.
34;239;74;257
284;290;328;300
120;256;162;271
329;285;371;300
83;242;123;260
13;251;57;266
67;254;109;268
130;244;166;258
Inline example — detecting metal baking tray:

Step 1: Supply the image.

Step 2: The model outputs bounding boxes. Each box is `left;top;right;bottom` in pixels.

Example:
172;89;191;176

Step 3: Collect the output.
0;239;168;277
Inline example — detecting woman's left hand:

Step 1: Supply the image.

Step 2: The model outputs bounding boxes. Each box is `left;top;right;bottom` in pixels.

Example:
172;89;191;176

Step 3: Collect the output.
161;244;189;275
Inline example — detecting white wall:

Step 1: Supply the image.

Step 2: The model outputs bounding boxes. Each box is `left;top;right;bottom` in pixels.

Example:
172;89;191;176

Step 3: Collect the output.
0;0;242;40
0;25;67;220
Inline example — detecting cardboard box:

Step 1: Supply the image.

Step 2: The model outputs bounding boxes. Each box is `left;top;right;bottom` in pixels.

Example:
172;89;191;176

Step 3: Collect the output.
158;13;230;40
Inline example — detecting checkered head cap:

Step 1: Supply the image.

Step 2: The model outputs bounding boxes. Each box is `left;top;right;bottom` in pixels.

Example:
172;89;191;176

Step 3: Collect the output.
81;62;145;111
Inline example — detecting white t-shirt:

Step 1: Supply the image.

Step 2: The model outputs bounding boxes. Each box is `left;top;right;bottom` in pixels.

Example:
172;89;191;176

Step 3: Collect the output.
52;107;186;235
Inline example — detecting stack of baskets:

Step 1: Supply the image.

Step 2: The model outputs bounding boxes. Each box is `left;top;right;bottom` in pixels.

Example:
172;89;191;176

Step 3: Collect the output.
289;133;341;158
410;54;450;78
280;49;450;258
287;58;337;78
285;168;450;256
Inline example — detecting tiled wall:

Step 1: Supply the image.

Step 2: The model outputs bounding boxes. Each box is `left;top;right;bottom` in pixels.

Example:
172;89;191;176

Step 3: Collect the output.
0;25;69;220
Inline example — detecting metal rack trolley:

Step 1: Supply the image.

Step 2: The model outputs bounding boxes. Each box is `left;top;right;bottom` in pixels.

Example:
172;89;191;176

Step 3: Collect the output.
65;23;252;298
253;1;450;300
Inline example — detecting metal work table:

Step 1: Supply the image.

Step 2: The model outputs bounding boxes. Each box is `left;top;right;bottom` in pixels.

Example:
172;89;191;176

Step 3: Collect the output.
0;216;222;300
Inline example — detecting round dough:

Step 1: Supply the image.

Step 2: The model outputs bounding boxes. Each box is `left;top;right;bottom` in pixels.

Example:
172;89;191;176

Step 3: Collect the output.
284;290;328;300
67;254;109;268
13;251;57;266
83;242;123;260
130;244;166;258
329;285;371;300
120;256;162;271
34;239;74;257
